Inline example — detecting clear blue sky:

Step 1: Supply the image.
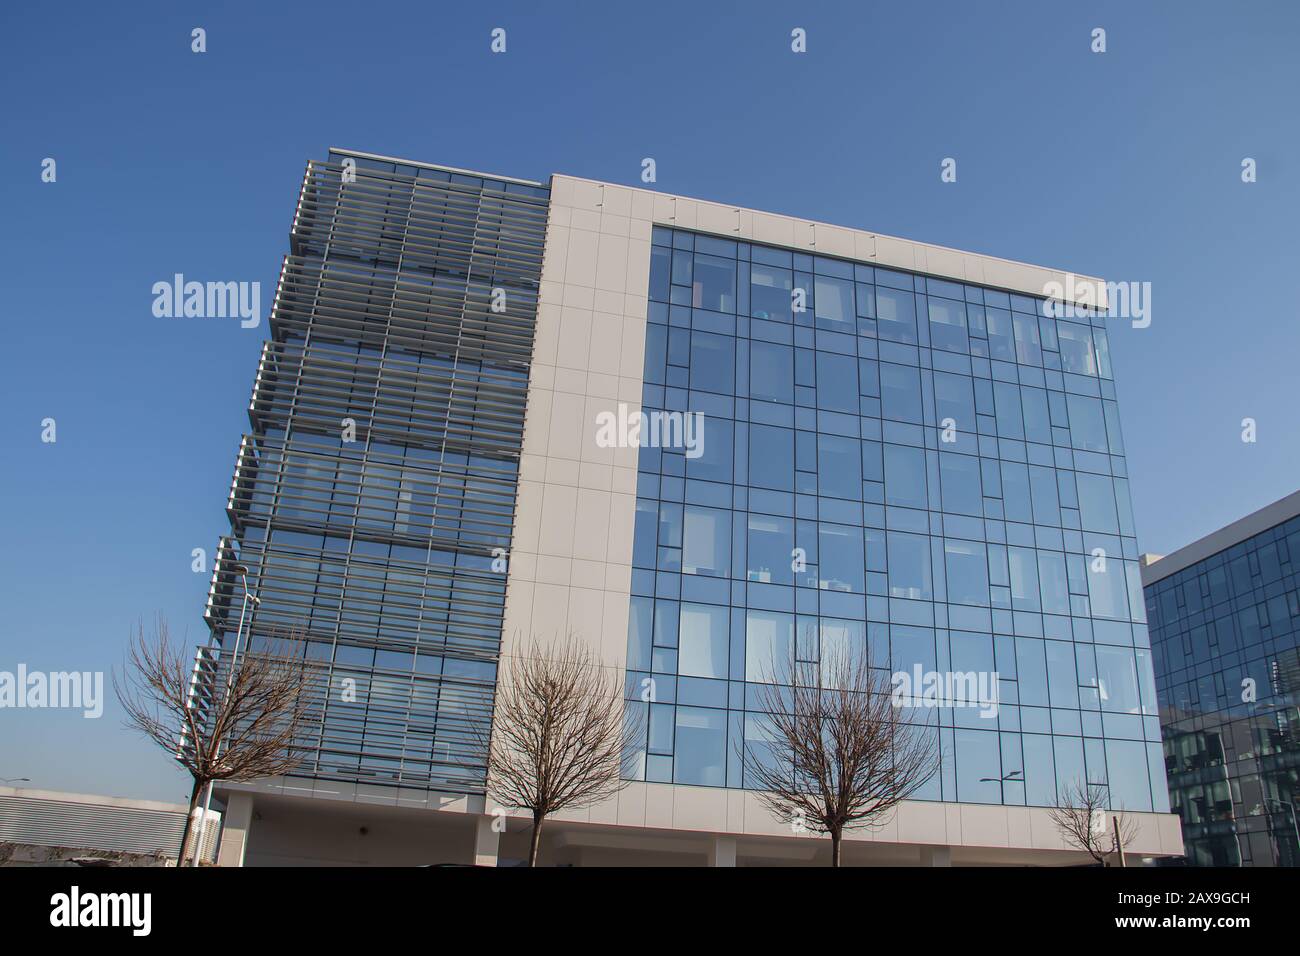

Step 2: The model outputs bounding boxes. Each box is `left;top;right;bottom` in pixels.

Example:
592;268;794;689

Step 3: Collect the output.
2;1;1296;802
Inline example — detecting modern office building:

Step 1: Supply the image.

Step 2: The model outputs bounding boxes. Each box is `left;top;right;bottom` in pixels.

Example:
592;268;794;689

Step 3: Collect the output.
1141;491;1300;866
205;148;1183;865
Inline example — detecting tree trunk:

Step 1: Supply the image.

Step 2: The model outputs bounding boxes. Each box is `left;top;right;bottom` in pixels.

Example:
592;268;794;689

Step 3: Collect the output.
176;777;204;866
830;829;842;868
527;812;545;867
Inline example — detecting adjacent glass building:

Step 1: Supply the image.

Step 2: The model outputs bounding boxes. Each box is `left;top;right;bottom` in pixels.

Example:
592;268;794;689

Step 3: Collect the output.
622;226;1169;813
204;150;549;795
1143;491;1300;866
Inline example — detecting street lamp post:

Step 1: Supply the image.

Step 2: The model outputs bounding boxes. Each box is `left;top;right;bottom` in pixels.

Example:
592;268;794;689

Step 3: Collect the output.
0;777;31;785
980;770;1023;804
189;564;259;867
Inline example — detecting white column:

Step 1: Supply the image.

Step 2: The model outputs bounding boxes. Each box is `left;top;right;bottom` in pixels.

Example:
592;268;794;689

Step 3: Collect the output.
473;814;500;867
919;845;952;867
707;836;737;867
216;792;254;867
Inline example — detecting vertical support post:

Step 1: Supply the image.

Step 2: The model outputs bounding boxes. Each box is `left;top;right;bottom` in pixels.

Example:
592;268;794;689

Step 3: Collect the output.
474;814;500;867
920;845;952;867
707;836;737;867
216;792;254;867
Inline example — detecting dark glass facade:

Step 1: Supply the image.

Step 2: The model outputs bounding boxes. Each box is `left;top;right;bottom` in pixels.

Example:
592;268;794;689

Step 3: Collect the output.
1146;512;1300;865
203;151;549;794
623;226;1169;812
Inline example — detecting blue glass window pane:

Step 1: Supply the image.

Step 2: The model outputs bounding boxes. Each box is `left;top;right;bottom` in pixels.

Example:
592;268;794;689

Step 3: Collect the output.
890;625;936;672
686;416;732;484
1051;736;1084;803
880;363;923;423
1001;462;1032;523
747;514;794;584
1009;547;1041;611
1076;473;1119;534
876;287;917;344
993;382;1024;439
750;263;793;321
884;444;927;509
1096;645;1141;714
750;340;793;403
887;531;932;600
678;603;729;679
865;527;887;573
1105;739;1153;811
855;283;876;318
986;309;1015;361
691;254;736;313
1013;313;1042;365
1057;321;1097;376
649;704;675;753
945;539;989;606
1038;551;1071;614
1029;465;1060;525
1088;558;1130;620
819;523;864;593
1016;638;1049;706
819;618;867;685
1045;640;1079;708
673;706;727;786
649;246;671;301
1022;388;1051;444
633;500;657;567
1067;394;1108;452
690;331;735;395
951;631;995;673
682;505;730;577
934;371;976;435
939;453;982;516
672;249;692;286
654;600;679;648
928;297;969;353
1094;326;1113;378
1024;734;1059;805
628;596;654;669
813;274;854;327
956;730;1003;803
817;434;862;500
749;424;793;491
745;610;794;682
816;351;859;412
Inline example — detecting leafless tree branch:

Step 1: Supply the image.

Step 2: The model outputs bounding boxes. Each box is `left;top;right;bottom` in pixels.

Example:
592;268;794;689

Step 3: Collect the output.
742;647;937;867
485;635;641;866
1047;779;1140;866
113;616;314;864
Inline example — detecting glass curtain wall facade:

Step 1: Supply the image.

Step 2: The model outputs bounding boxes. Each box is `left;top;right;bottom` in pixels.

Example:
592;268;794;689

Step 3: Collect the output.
203;151;549;794
1146;516;1300;866
624;226;1169;812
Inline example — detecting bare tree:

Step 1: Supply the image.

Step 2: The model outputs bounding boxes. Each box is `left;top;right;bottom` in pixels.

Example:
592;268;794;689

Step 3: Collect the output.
114;618;314;865
1048;779;1140;866
486;636;639;867
743;648;937;867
